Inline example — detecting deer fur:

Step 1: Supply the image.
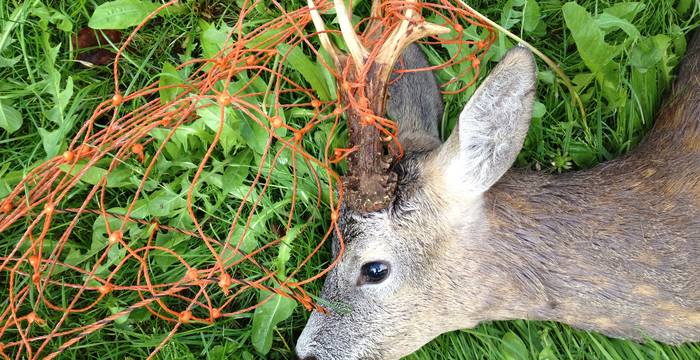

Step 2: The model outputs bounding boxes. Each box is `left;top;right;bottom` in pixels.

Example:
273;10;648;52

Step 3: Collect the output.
296;32;700;360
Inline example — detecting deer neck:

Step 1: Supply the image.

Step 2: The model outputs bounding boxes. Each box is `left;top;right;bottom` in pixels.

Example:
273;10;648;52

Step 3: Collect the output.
474;166;699;344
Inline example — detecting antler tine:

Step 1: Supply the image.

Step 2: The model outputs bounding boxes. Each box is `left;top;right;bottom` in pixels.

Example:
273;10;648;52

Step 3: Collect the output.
375;0;449;67
308;0;340;64
305;0;451;213
370;0;382;18
333;0;369;66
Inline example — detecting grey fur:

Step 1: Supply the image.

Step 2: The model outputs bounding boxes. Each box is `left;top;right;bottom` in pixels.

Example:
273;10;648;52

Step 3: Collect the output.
296;34;700;360
386;44;443;151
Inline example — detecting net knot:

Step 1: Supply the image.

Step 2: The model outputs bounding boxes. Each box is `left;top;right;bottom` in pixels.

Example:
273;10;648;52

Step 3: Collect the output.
331;146;358;163
98;284;112;295
131;143;145;163
210;308;221;320
25;312;46;326
179;311;192;323
62;151;75;162
28;255;41;268
218;273;232;295
108;231;122;245
111;94;123;107
270;115;284;128
217;94;232;106
0;201;12;215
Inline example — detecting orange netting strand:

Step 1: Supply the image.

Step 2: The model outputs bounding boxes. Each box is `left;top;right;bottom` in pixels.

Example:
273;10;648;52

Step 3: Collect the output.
0;0;495;358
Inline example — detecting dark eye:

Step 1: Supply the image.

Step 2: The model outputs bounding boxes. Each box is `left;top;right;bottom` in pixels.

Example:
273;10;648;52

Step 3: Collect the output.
358;261;390;285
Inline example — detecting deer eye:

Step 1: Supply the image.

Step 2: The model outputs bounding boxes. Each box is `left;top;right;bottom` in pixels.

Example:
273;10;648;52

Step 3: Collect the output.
358;261;390;285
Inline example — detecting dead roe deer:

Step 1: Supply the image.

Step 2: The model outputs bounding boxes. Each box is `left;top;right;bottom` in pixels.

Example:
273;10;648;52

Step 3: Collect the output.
295;29;700;360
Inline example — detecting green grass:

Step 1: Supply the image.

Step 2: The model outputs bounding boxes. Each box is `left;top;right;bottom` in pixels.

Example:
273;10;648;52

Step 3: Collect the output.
1;0;699;359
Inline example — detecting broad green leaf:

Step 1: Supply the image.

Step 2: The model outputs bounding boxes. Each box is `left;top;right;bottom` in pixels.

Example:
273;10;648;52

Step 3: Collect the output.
30;2;73;32
237;111;270;154
562;2;618;75
109;201;150;221
154;231;189;271
38;127;64;158
222;150;253;195
569;140;597;167
501;331;529;360
92;215;122;252
230;71;267;97
105;166;134;188
532;101;546;119
0;164;11;198
107;245;127;267
147;188;186;217
199;21;231;59
522;0;541;32
44;63;73;126
0;7;22;54
208;343;242;359
500;0;525;30
109;306;130;325
222;226;258;266
278;43;332;101
563;2;624;105
58;161;108;185
57;76;73;110
196;100;241;154
62;248;84;267
572;73;595;91
0;101;22;133
150;120;209;153
159;62;184;105
670;25;687;58
227;184;260;203
0;55;21;67
630;35;671;73
88;0;160;29
251;289;297;355
221;199;288;266
129;307;152;322
276;225;302;277
595;13;640;40
208;345;226;359
538;346;558;360
43;42;59;70
249;199;289;235
45;107;64;126
246;27;288;50
603;2;646;22
537;70;555;84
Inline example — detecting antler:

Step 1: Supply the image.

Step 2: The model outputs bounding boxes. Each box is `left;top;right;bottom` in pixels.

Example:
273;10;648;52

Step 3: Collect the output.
308;0;449;213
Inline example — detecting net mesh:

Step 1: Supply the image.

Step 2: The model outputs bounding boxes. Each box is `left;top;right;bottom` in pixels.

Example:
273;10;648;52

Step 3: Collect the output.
0;1;495;358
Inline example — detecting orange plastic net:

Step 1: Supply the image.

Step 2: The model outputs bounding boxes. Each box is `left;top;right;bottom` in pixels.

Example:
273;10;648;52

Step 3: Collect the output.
0;1;495;358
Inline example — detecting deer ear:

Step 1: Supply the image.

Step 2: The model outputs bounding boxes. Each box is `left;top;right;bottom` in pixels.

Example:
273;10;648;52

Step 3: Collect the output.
387;44;444;151
435;47;536;194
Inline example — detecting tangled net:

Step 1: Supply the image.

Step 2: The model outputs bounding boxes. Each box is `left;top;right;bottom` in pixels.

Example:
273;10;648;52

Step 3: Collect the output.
0;0;495;358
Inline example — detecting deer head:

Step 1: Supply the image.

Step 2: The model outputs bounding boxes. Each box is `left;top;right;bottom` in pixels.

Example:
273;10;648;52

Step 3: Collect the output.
297;3;700;354
295;34;537;359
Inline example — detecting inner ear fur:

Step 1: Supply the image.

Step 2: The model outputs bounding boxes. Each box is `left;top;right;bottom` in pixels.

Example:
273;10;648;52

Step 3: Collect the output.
431;46;537;194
